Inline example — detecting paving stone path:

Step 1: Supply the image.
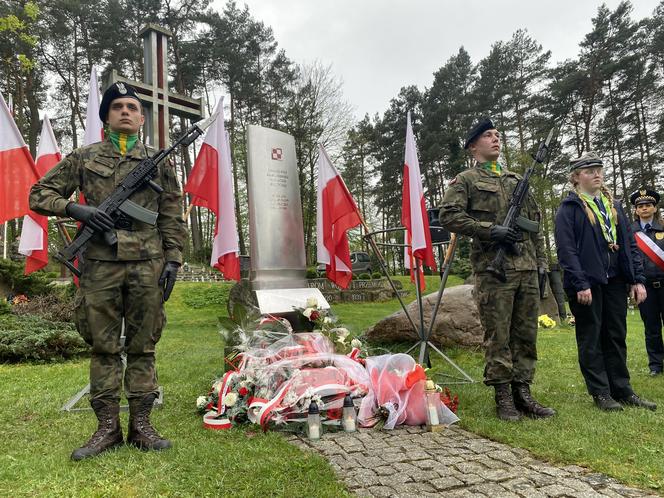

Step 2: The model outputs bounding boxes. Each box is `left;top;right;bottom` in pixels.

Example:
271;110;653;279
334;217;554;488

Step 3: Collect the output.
288;425;660;498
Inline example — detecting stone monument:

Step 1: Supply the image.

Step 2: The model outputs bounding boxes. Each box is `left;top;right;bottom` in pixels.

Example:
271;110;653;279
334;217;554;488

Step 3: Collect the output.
239;125;328;319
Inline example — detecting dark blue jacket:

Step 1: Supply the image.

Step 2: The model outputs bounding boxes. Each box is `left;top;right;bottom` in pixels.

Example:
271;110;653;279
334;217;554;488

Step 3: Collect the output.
631;220;664;282
554;192;645;292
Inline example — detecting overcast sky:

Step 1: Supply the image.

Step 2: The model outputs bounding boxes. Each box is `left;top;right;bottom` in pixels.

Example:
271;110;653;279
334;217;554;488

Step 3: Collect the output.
211;0;662;119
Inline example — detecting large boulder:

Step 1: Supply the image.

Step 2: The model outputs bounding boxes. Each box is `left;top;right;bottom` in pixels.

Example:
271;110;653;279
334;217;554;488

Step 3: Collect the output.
366;284;484;348
365;281;561;348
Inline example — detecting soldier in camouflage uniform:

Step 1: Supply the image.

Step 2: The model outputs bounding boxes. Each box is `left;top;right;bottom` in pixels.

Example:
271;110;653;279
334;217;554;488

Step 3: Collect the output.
30;82;186;459
439;118;555;421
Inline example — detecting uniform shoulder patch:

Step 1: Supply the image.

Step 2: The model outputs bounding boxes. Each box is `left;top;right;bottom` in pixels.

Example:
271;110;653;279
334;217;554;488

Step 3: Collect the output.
449;177;458;185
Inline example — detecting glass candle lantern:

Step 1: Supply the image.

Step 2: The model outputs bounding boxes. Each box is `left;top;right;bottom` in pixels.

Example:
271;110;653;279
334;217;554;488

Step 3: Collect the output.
425;380;444;432
307;401;322;440
342;394;357;432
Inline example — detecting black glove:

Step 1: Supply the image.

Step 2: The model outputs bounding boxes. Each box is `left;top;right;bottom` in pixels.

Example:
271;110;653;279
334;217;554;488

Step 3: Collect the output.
66;202;114;233
490;224;519;244
158;261;180;302
538;267;547;299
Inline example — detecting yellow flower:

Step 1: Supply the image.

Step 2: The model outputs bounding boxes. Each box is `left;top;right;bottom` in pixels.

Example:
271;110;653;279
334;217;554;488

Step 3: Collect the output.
538;314;556;328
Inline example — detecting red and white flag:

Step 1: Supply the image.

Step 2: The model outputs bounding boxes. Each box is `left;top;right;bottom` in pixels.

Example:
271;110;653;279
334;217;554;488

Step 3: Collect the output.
0;91;39;225
19;115;61;274
401;111;435;289
316;144;362;289
184;98;240;280
83;66;104;146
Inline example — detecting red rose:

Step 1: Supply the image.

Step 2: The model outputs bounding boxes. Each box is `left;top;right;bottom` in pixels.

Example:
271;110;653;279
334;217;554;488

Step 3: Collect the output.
310;311;320;321
238;387;249;397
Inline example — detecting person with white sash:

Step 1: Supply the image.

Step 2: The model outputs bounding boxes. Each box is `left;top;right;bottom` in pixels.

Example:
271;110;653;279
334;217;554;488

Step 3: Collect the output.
630;189;664;376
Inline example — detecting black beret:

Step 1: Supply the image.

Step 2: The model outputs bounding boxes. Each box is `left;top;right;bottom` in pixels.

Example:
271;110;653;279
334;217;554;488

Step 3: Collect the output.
569;152;603;171
464;118;496;149
99;82;141;122
630;189;660;206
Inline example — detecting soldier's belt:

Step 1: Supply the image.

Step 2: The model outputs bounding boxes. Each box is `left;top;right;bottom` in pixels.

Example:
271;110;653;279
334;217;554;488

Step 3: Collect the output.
516;215;539;233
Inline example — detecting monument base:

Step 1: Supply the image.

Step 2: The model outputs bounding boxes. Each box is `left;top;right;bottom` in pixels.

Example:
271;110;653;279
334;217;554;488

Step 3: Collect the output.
227;280;331;331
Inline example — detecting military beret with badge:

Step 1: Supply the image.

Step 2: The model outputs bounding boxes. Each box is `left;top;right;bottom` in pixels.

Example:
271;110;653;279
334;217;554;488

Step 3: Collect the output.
464;118;496;149
99;82;142;122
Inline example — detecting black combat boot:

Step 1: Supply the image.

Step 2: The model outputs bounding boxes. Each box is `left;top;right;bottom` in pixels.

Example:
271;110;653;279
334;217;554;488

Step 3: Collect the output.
616;393;657;411
494;383;521;421
127;394;172;451
71;400;123;461
592;394;623;411
512;382;556;419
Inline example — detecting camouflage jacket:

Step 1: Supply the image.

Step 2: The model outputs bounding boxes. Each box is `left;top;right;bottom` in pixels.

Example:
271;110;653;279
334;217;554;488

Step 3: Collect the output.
29;138;186;263
439;165;547;273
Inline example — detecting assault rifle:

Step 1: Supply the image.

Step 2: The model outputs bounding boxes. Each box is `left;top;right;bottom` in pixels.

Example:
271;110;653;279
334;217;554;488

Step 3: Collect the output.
55;114;216;277
486;128;554;284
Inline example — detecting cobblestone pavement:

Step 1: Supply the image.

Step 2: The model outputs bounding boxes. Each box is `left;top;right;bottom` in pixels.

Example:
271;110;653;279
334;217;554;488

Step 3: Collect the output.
288;425;660;498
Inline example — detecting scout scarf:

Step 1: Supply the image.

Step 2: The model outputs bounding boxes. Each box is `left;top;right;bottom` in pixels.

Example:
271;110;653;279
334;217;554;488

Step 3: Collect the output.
109;131;138;155
480;160;502;175
579;191;617;247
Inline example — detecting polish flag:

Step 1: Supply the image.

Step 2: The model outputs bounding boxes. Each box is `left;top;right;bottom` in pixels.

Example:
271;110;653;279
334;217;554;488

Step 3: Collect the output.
83;66;104;145
19;115;61;274
184;98;240;280
401;112;435;289
67;66;103;282
316;144;363;289
0;91;39;225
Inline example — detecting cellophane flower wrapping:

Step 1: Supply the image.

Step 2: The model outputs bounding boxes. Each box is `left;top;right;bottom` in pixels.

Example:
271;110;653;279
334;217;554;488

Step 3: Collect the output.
201;329;459;431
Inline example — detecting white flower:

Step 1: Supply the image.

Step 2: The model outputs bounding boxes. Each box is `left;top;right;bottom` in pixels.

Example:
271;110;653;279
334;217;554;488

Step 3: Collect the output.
306;297;318;308
333;328;350;340
323;316;332;324
303;307;314;319
196;396;208;409
223;392;238;407
351;338;362;349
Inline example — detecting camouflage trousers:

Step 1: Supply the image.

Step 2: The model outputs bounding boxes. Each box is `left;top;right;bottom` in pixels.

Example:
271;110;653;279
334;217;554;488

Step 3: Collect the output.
475;270;539;386
74;258;165;403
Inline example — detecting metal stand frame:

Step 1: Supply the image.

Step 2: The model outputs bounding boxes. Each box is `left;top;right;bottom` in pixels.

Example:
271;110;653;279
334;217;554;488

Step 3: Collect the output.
363;227;474;384
61;320;164;412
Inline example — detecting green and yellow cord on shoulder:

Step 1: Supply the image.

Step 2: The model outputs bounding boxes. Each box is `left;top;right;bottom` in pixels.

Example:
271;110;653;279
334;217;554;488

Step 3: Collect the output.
480;160;502;175
109;130;138;155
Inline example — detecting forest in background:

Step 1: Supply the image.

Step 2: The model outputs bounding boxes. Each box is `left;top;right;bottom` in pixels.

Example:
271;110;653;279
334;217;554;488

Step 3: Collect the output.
2;0;664;270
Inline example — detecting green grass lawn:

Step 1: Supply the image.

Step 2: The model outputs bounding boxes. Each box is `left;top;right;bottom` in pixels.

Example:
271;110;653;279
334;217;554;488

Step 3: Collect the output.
1;276;663;496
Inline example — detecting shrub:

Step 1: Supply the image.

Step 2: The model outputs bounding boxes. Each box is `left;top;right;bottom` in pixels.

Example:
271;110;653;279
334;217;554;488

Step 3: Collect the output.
183;283;233;308
0;259;53;297
371;272;383;280
11;292;76;323
0;299;10;316
305;267;318;279
0;314;89;362
451;257;473;280
358;273;371;280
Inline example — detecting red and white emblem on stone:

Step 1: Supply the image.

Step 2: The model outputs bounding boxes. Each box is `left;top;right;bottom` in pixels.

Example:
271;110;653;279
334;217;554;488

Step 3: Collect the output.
271;147;283;160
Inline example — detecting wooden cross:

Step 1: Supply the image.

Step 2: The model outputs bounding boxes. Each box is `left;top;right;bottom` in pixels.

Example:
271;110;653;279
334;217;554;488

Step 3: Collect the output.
102;23;205;148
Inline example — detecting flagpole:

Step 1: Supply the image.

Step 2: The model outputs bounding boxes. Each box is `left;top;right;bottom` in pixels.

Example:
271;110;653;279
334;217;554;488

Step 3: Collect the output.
5;94;12;259
413;258;426;361
360;218;420;335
